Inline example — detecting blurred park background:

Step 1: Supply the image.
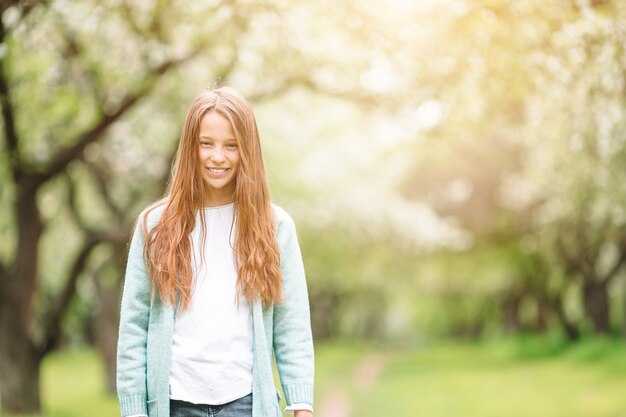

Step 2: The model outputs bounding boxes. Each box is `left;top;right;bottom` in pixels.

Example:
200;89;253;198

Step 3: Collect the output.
2;0;626;416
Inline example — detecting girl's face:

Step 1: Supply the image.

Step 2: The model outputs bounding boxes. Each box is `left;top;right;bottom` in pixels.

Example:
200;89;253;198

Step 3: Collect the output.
198;110;241;205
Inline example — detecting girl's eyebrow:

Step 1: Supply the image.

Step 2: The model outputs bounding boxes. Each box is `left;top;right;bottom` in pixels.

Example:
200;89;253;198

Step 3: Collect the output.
198;135;237;141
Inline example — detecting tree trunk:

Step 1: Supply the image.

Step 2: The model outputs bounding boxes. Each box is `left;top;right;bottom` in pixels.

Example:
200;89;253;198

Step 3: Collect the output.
0;330;41;413
623;274;626;339
501;293;521;332
0;187;43;413
309;290;338;339
95;292;119;395
535;298;549;332
93;249;125;395
552;294;580;341
583;280;610;334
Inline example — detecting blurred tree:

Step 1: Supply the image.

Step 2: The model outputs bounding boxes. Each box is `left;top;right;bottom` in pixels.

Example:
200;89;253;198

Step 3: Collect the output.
0;0;211;410
394;0;626;339
523;0;626;335
0;0;394;411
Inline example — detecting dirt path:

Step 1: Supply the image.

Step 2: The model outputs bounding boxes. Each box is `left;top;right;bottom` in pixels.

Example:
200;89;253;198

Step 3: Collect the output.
316;391;352;417
316;353;385;417
354;353;385;390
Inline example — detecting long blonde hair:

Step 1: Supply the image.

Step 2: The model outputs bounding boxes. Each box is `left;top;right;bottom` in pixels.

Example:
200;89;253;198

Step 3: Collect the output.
142;86;282;309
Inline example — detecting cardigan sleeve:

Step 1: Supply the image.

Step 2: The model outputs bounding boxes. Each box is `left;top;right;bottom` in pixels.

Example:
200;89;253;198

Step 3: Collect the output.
272;210;315;407
117;219;152;417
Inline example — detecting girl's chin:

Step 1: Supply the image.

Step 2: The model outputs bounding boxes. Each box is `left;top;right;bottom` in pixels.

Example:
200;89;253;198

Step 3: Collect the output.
203;179;235;192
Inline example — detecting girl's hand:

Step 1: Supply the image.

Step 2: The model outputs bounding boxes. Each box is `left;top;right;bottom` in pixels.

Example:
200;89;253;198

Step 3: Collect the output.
293;410;313;417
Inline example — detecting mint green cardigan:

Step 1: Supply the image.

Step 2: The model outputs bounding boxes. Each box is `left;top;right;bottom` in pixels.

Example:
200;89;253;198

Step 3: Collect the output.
116;204;314;417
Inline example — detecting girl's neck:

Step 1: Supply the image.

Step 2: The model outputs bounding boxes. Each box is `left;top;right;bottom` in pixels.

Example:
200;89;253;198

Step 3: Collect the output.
203;194;234;208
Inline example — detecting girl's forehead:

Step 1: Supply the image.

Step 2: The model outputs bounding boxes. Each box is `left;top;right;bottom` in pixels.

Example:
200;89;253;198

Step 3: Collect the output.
199;111;235;138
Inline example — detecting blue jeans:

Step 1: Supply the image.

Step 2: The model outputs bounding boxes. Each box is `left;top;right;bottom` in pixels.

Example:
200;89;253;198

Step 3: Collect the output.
170;393;253;417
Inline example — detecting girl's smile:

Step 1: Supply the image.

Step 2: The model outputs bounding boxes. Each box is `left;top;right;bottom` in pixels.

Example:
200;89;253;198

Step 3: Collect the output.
205;167;231;177
206;167;229;174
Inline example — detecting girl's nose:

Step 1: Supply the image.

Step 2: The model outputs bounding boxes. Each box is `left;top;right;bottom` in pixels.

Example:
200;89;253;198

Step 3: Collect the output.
210;148;226;162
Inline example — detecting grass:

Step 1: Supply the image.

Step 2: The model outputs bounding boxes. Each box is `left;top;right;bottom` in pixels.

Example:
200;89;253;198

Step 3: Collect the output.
339;337;626;417
41;349;119;417
4;336;626;417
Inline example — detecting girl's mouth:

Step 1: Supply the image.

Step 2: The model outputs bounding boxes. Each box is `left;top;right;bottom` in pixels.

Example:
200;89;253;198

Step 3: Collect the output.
206;167;229;177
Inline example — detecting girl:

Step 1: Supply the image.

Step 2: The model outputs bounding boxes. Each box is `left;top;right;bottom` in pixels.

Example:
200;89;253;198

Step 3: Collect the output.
116;86;314;417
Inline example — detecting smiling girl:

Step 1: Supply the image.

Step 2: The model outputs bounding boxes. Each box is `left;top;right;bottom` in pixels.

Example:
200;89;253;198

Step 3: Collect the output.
116;86;314;417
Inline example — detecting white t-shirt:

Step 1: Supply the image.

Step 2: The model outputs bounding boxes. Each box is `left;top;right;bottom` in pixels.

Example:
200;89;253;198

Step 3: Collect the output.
168;203;253;405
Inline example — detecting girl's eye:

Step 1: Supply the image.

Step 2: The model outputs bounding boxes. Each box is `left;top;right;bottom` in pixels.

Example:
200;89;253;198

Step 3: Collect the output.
200;141;212;147
226;144;238;150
